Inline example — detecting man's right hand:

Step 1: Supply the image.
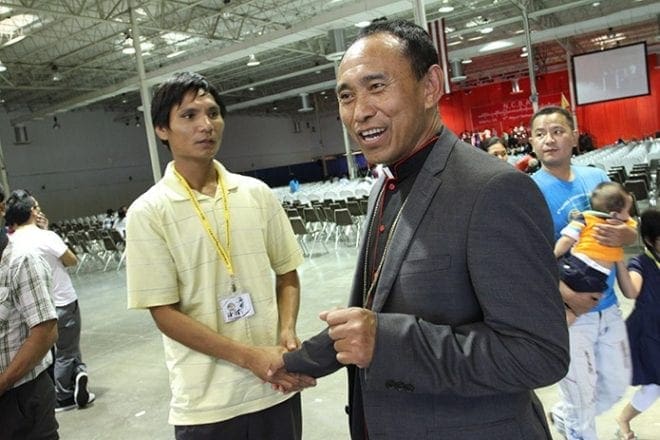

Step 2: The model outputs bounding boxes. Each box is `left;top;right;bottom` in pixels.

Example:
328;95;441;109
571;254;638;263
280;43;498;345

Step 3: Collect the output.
246;346;316;393
560;281;602;316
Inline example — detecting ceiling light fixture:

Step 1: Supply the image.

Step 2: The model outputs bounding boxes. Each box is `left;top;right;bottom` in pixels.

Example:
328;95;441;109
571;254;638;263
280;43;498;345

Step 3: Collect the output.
246;53;260;66
166;50;186;58
479;27;493;34
461;58;472;64
478;40;514;52
438;0;454;13
122;35;135;54
355;20;371;28
3;34;25;47
51;64;61;81
0;60;7;72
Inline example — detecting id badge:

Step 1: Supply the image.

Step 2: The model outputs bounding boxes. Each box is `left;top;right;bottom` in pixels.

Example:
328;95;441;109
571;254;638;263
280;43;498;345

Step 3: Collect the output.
220;292;255;323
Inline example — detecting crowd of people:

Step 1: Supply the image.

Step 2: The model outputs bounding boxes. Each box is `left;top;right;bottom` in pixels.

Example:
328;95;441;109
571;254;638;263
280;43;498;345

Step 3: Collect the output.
1;17;659;440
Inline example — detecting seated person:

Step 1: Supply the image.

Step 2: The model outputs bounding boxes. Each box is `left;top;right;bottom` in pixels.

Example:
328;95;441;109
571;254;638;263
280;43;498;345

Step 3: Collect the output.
554;181;636;323
514;151;540;174
480;136;508;161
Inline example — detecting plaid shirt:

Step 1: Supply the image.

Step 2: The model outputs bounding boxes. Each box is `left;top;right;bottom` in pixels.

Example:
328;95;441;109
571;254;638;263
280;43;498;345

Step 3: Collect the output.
0;242;56;389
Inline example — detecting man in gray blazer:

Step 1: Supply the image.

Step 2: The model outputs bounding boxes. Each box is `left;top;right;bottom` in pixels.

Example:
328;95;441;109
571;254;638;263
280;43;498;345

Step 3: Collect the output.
279;19;569;439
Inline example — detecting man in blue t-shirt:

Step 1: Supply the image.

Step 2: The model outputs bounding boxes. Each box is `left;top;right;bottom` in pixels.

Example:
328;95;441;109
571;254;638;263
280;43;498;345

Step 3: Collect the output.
531;106;636;440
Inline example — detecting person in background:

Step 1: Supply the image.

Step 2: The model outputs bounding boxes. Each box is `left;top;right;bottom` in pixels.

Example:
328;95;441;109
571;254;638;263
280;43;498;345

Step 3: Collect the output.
0;183;7;258
480;136;509;161
126;72;313;440
288;174;300;194
113;205;128;238
102;208;115;229
5;189;94;412
530;106;637;440
0;185;59;438
514;151;540;174
277;19;569;439
615;209;660;440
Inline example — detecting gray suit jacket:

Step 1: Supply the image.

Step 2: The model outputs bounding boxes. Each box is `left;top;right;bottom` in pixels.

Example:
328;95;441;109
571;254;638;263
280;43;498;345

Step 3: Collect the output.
285;129;569;439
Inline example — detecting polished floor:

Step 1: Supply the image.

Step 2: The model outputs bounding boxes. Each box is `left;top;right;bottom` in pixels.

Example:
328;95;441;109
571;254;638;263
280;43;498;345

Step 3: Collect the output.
56;242;660;439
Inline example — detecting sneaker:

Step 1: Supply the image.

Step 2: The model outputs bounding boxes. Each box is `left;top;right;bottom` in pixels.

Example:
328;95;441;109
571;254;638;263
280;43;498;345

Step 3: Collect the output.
74;371;89;407
55;397;77;413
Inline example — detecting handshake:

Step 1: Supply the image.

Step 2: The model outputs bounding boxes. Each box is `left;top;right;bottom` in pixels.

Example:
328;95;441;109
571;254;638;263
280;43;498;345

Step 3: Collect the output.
243;307;377;393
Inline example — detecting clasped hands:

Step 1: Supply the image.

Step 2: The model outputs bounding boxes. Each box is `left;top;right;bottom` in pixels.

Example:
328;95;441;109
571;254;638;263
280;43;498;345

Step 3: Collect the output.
254;307;377;393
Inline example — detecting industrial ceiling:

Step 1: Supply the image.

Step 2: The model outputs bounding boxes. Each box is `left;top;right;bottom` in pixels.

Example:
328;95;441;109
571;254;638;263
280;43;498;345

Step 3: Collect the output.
0;0;657;125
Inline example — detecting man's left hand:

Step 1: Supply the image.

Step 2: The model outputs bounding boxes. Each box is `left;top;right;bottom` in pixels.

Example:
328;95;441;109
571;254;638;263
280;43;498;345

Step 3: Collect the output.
320;307;376;369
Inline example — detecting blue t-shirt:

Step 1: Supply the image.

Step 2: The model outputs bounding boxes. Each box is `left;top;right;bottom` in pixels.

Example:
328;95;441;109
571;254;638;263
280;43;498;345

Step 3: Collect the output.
532;166;616;312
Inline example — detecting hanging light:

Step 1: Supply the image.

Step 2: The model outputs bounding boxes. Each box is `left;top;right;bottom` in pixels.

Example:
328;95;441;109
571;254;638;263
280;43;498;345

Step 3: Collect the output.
0;59;6;72
246;54;260;66
51;64;61;81
438;0;454;13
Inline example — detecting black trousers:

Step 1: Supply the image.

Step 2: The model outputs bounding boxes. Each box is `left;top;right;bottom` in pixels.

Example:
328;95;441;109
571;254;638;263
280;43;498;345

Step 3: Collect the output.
0;370;59;440
175;393;302;440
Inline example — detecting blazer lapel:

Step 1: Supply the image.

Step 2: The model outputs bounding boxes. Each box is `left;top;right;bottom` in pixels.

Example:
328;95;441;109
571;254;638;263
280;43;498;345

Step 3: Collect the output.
349;175;385;308
369;129;459;312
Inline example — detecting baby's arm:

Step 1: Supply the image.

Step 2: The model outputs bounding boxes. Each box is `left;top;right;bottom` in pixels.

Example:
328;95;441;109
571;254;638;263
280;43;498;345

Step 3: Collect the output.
554;235;576;259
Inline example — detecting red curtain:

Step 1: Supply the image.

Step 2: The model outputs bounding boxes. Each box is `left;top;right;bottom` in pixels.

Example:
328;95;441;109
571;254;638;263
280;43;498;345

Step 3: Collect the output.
440;54;659;147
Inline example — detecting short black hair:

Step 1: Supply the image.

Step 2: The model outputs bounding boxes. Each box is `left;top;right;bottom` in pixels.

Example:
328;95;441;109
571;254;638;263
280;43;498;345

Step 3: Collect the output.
640;208;660;253
530;106;575;131
590;181;629;214
150;72;226;147
356;19;438;81
5;189;35;227
481;136;506;153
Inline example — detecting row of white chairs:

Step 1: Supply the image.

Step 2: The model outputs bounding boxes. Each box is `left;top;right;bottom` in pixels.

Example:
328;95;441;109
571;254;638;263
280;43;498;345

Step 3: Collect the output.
574;139;660;172
275;177;375;205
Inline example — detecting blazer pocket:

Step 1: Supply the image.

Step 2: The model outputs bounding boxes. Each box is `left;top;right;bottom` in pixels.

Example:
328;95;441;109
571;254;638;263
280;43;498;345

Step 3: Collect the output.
400;255;451;275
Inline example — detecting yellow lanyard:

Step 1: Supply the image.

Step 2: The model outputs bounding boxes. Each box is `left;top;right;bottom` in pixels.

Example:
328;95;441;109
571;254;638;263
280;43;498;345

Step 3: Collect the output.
173;167;236;291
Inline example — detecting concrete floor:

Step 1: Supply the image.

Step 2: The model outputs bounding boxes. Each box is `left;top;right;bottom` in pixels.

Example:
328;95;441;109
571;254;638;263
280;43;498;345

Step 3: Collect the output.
56;243;660;439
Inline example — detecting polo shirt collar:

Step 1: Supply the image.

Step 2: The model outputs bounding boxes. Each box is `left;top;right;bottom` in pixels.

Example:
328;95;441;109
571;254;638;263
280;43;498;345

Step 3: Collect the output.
162;160;237;201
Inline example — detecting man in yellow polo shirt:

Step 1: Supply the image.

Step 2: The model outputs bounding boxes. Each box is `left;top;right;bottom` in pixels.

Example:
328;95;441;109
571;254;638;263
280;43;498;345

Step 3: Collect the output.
126;72;312;439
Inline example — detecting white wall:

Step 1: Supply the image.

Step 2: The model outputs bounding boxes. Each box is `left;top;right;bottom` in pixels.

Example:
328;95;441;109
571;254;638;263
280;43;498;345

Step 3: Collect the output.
0;108;350;221
221;112;347;171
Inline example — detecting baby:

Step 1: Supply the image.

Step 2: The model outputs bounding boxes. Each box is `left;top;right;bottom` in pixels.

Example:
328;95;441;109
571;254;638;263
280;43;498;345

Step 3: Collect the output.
554;181;637;324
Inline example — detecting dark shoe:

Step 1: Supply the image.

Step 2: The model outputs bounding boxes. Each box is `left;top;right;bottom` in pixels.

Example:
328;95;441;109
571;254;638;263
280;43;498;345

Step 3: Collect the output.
55;397;77;413
74;371;89;407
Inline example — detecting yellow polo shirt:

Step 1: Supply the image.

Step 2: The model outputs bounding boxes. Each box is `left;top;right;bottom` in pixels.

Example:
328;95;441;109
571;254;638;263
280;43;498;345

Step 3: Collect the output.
126;160;304;425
